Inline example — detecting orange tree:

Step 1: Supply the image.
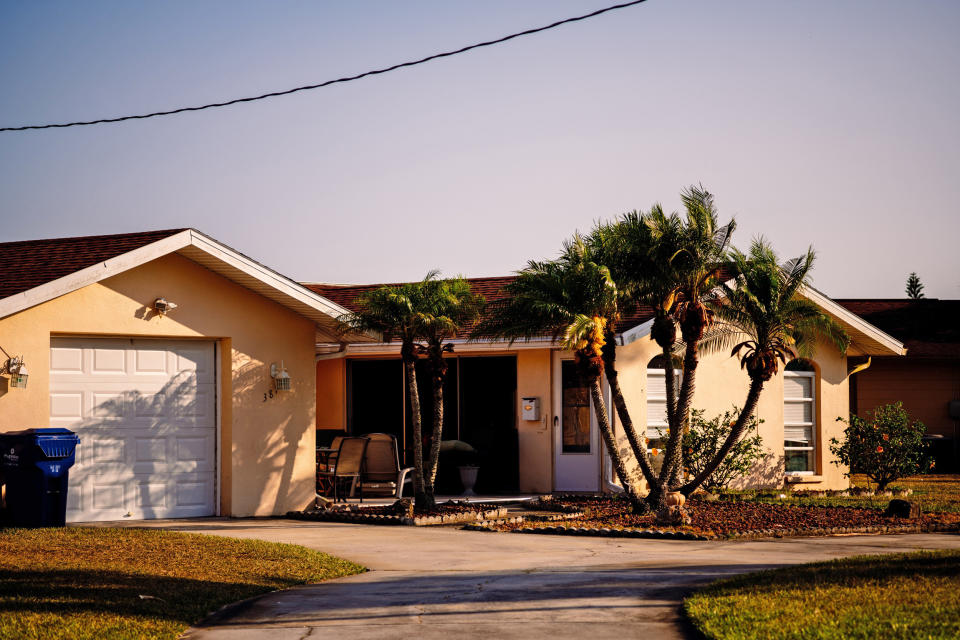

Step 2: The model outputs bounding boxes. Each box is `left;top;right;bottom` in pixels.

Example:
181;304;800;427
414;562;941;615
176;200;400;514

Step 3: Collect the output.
830;402;930;491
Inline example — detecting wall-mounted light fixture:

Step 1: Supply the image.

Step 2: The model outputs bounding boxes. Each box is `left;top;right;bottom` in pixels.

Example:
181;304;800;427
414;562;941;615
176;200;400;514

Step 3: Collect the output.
270;361;291;391
3;355;29;389
153;297;178;315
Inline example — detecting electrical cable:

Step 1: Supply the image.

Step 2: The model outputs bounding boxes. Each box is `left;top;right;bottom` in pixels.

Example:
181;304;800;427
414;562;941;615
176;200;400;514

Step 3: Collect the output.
1;0;648;132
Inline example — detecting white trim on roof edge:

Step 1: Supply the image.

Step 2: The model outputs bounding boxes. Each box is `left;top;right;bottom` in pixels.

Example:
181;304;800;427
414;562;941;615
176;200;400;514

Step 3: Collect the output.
0;229;355;327
799;285;905;356
613;289;904;356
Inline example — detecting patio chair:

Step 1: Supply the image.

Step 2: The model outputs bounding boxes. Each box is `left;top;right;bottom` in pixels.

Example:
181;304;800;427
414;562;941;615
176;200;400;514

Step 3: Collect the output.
317;436;369;502
359;433;414;499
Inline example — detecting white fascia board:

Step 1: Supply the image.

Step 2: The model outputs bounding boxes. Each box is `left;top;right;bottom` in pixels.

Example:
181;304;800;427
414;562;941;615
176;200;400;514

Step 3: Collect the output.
799;285;905;356
323;336;557;356
617;319;653;346
184;230;356;321
0;230;194;319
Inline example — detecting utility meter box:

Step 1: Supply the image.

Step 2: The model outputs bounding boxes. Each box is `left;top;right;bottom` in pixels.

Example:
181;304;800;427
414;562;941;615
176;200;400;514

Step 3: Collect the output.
521;397;540;421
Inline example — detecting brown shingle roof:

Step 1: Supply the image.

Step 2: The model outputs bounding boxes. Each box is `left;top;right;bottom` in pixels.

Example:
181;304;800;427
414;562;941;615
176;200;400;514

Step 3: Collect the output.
303;276;656;340
836;299;960;359
0;229;188;300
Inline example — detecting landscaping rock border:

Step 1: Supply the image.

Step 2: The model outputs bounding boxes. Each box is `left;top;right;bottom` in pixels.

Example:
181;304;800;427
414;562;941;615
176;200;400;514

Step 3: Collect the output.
287;506;508;526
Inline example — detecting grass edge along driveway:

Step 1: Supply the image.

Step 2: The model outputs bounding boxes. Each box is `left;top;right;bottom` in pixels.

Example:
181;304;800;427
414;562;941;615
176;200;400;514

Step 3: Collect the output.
0;527;365;640
684;549;960;640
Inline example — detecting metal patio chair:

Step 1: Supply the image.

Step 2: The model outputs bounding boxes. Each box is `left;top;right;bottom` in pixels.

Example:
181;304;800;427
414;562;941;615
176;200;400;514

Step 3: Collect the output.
359;433;414;499
317;436;369;502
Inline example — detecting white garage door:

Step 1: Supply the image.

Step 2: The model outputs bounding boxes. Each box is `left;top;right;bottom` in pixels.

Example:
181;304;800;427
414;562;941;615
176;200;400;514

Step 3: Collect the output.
49;337;217;522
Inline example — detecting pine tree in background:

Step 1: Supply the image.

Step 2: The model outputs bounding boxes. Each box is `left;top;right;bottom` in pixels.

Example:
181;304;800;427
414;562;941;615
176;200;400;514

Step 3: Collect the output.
906;272;925;299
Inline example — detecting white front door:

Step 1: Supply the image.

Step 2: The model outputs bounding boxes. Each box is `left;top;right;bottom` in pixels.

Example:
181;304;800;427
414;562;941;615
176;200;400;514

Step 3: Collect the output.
49;337;217;522
552;352;600;491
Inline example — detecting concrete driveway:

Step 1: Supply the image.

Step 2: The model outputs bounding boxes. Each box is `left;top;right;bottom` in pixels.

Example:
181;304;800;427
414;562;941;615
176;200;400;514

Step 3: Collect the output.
135;518;960;640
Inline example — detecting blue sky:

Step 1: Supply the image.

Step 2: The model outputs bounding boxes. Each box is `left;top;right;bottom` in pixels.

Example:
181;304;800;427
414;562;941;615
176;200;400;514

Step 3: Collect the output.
1;1;958;298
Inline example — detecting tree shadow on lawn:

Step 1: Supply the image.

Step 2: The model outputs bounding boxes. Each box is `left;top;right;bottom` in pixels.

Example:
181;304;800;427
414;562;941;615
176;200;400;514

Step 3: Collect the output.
0;568;288;625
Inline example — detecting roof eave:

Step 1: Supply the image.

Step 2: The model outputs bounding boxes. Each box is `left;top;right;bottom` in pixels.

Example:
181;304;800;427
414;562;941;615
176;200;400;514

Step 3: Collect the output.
0;229;376;342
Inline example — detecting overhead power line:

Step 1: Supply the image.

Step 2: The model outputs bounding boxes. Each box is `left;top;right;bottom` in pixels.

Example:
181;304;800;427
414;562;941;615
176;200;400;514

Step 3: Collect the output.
1;0;648;132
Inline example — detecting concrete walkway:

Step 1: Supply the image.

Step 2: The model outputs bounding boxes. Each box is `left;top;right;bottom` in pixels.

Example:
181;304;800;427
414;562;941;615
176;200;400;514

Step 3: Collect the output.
133;518;960;640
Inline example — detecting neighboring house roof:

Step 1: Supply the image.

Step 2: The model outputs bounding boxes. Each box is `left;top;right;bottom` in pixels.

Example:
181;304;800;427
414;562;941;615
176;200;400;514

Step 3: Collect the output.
836;299;960;359
0;229;364;342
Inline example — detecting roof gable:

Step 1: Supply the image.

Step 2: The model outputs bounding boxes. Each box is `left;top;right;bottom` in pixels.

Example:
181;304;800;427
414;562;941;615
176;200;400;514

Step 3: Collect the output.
0;229;359;342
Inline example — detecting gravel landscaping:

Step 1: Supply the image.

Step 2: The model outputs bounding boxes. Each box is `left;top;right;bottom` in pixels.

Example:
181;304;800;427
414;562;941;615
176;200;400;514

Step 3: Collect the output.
473;494;960;540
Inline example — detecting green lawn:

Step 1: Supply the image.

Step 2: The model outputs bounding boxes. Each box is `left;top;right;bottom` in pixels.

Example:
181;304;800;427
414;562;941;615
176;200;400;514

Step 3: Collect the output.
685;550;960;640
0;527;364;640
717;474;960;515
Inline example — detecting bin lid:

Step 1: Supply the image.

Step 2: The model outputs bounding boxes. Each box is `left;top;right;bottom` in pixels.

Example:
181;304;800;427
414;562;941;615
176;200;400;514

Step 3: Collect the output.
1;428;77;438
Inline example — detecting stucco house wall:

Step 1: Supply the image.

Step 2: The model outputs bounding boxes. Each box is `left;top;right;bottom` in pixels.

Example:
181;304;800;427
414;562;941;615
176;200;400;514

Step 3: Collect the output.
0;253;318;517
615;334;851;490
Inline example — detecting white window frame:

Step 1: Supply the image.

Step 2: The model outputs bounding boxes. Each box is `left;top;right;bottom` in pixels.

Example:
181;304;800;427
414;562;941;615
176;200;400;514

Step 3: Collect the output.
783;370;816;475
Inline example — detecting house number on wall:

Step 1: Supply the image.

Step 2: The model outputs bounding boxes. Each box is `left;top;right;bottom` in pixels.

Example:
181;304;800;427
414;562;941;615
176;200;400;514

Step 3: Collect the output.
263;389;276;402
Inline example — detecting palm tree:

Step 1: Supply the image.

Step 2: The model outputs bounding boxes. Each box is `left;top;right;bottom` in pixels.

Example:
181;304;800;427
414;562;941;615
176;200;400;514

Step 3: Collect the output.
656;186;735;492
410;275;485;508
594;188;734;507
337;278;431;507
472;236;646;511
587;214;674;500
679;239;849;496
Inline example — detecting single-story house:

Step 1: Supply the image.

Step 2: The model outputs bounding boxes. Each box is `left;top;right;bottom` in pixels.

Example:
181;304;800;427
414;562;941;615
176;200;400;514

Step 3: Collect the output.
0;229;370;522
0;228;907;525
837;298;960;471
306;278;905;494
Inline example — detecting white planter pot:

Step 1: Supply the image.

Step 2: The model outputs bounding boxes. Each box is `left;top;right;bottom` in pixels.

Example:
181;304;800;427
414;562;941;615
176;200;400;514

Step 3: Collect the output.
458;465;480;496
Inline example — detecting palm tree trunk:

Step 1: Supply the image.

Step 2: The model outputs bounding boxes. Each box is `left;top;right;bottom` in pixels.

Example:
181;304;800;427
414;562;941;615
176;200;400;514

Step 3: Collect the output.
404;354;428;509
659;340;699;488
603;361;659;494
588;379;646;512
680;375;765;496
422;356;445;509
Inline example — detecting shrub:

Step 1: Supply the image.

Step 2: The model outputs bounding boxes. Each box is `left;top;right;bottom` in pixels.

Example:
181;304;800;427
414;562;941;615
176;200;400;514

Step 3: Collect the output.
682;408;766;490
830;402;929;491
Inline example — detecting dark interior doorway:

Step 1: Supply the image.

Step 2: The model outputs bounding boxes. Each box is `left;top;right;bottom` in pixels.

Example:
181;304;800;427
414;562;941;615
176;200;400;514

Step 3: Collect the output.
345;355;518;494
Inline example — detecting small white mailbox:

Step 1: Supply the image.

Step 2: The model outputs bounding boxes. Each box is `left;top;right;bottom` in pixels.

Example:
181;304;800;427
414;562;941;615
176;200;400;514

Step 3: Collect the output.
521;397;540;421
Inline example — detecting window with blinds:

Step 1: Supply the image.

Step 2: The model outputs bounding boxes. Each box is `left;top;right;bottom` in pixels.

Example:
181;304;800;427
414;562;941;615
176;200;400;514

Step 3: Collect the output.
783;369;815;473
646;365;680;447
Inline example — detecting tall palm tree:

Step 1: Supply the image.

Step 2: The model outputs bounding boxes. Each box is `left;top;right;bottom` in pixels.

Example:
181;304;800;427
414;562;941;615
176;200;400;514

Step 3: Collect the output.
472;236;646;511
337;278;431;507
595;188;734;507
587;214;673;499
656;186;735;491
410;275;485;508
679;239;849;496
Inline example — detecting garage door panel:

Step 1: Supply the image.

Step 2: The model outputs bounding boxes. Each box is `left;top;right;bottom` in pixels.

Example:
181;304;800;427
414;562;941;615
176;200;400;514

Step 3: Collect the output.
51;338;217;523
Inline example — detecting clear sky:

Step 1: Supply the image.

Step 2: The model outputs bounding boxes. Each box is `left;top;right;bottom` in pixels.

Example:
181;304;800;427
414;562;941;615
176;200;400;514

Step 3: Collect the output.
1;1;958;298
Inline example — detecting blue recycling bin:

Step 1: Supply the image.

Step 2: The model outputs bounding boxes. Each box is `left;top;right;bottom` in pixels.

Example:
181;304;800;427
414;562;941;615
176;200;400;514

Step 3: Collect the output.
0;428;80;527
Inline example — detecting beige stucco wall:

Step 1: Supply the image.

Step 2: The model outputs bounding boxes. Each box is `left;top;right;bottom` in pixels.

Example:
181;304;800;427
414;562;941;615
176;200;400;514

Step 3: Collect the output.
615;334;851;490
516;349;553;493
0;253;318;517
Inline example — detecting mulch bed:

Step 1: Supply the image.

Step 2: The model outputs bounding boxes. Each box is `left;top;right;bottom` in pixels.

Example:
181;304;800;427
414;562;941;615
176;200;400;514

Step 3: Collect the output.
470;496;960;540
288;501;507;526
